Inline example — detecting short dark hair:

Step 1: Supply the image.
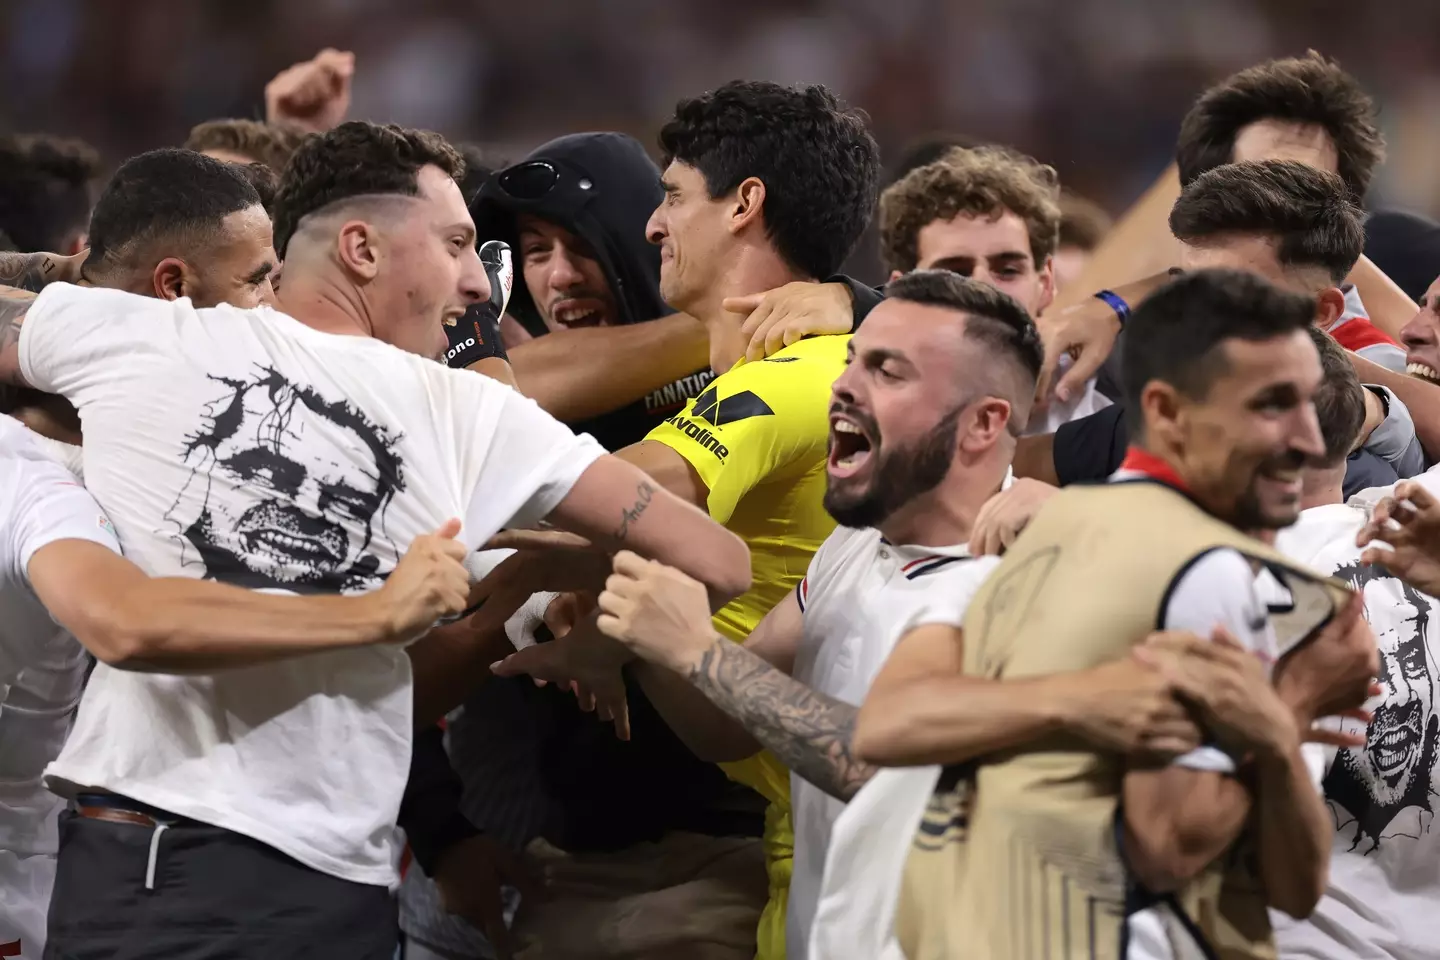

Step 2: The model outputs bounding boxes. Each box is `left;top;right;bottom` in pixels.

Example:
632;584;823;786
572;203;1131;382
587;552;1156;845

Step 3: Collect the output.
659;80;880;280
237;162;280;215
86;149;262;274
0;133;101;252
884;269;1044;389
1308;326;1366;465
271;121;465;258
184;119;311;174
1169;159;1364;284
1123;269;1317;431
1176;52;1384;201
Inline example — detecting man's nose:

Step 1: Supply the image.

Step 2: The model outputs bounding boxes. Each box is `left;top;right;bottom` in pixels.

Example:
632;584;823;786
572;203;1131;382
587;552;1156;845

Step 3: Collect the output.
549;247;585;290
645;206;666;246
461;246;490;304
830;365;859;405
1400;310;1435;348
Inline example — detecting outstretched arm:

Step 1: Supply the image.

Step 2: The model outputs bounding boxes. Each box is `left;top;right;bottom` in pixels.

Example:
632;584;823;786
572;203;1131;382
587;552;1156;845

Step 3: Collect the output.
601;556;874;801
28;524;471;673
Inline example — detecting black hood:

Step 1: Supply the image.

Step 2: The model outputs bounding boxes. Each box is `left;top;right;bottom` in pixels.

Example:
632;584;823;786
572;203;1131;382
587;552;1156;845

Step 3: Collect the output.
472;132;670;337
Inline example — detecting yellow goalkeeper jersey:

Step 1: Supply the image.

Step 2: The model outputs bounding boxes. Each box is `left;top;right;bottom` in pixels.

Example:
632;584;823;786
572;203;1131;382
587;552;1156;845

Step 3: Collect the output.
644;333;847;960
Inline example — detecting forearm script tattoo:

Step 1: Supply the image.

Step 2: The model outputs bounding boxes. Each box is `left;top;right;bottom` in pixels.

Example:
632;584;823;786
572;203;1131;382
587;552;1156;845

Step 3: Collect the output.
689;637;875;801
615;480;656;541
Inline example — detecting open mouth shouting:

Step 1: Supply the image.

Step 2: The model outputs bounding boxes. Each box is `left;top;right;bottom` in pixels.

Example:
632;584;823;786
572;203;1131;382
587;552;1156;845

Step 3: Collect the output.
829;411;876;479
1368;699;1423;789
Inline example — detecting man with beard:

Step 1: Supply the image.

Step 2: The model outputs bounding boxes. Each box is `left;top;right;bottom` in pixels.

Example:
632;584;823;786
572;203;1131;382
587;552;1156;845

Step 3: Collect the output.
491;80;879;960
0;121;752;958
582;271;1208;959
860;269;1374;959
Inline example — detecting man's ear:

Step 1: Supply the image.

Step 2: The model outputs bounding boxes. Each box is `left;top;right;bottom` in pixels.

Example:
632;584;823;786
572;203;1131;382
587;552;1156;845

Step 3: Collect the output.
336;220;381;281
151;258;190;301
1315;286;1346;331
1140;380;1185;448
959;397;1014;454
730;177;767;235
1035;256;1056;317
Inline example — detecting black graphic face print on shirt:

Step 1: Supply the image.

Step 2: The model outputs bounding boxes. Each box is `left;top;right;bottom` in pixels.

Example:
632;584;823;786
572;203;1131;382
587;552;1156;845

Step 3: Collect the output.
163;367;406;593
1323;560;1440;854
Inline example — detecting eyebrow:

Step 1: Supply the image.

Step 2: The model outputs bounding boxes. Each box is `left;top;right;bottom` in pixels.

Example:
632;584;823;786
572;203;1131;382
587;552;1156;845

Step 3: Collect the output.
660;179;677;194
863;346;914;369
987;251;1030;264
245;261;276;285
450;222;477;246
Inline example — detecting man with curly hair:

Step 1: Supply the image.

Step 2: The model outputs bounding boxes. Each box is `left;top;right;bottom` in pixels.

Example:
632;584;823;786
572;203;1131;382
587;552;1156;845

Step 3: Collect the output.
879;146;1108;433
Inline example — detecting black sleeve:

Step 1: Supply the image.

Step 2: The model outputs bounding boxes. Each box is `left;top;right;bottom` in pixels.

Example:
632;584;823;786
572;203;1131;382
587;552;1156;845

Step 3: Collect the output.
397;724;482;876
1052;403;1129;486
825;274;885;332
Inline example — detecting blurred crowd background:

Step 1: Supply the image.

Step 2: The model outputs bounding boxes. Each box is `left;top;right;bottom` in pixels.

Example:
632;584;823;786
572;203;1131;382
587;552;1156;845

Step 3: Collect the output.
3;0;1440;281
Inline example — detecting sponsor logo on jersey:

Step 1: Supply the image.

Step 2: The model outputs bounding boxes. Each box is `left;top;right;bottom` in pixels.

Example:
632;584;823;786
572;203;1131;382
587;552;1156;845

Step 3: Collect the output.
665;414;730;460
97;514;117;539
664;384;775;461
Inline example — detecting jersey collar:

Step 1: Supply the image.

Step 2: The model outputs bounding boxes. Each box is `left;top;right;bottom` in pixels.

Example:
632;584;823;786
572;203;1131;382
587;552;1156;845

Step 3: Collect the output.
1114;447;1190;492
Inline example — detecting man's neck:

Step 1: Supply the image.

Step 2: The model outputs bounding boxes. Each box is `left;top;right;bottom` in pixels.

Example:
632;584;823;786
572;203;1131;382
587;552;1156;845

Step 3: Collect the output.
276;269;375;340
876;457;1010;549
689;249;809;372
1299;465;1346;510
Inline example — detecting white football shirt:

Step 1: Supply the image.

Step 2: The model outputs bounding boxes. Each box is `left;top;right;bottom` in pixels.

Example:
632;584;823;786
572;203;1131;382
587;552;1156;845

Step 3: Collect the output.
788;523;1002;959
19;283;605;886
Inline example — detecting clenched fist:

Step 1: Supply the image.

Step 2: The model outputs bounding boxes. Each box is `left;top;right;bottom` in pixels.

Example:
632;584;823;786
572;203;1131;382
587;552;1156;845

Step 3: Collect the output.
372;518;471;644
265;48;354;133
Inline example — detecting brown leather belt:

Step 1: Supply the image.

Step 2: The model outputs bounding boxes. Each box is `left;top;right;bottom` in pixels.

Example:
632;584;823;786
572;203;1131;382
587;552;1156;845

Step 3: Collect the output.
77;805;161;828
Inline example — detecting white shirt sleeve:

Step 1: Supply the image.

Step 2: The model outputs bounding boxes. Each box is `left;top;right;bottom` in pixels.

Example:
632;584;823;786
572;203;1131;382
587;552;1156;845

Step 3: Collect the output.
8;449;122;585
17;283;172;400
1159;548;1272;774
465;386;607;533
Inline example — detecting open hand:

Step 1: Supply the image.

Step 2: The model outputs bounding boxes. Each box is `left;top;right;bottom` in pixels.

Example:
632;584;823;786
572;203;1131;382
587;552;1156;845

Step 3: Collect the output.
968;478;1058;556
491;617;635;738
1274;593;1378;726
1033;296;1122;414
373;519;471;643
726;281;854;362
1359;480;1440;595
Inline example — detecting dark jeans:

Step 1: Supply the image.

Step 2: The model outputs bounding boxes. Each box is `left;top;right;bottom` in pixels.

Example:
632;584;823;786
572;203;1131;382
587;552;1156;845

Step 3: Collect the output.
45;808;398;960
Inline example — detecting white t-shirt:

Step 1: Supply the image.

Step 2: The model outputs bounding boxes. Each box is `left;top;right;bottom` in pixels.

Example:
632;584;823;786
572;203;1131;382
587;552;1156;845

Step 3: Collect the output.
801;527;999;960
1271;472;1440;960
0;416;119;857
20;284;606;886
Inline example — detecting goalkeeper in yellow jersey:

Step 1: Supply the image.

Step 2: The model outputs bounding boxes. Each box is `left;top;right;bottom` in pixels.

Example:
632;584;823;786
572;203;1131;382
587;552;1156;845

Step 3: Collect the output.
493;80;881;960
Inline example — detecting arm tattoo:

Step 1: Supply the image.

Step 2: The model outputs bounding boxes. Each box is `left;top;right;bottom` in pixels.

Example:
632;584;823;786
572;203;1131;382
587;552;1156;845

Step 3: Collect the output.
689;637;875;801
0;288;36;387
0;252;65;293
614;480;656;541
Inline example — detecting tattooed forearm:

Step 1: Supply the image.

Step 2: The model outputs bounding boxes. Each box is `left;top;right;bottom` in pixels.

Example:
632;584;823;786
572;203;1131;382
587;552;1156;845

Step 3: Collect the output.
0;252;66;293
614;480;656;541
689;637;875;801
0;287;36;387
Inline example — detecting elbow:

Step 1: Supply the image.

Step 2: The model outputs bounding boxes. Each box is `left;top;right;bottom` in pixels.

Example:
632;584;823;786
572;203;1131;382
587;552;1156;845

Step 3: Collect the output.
704;530;753;607
1268;877;1324;921
853;699;901;766
81;617;155;671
